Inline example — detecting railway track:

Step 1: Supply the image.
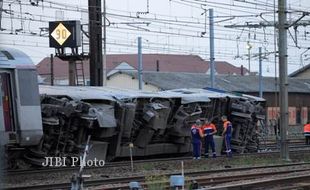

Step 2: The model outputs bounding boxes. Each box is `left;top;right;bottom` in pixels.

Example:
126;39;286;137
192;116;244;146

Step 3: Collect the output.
100;166;310;190
260;143;309;150
206;172;310;189
5;162;310;190
6;144;310;177
5;155;193;176
90;168;310;190
259;138;307;150
259;137;305;145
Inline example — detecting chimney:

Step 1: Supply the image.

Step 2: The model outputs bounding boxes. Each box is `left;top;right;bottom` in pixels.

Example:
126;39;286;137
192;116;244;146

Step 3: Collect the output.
241;65;244;76
156;60;159;72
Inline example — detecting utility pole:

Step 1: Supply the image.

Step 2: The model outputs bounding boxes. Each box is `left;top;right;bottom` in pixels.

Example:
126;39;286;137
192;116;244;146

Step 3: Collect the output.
156;60;160;72
278;0;289;161
259;47;263;98
0;0;3;30
246;40;252;74
50;54;54;86
273;0;278;113
209;8;215;88
88;0;103;86
103;0;107;86
68;60;76;86
138;37;143;90
247;46;251;73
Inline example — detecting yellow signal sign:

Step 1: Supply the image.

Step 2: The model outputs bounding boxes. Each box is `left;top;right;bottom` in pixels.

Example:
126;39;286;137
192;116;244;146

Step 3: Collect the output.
51;23;71;46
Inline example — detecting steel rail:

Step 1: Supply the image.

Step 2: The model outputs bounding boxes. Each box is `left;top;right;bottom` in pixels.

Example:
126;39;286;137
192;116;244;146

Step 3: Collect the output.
5;163;310;190
6;149;310;176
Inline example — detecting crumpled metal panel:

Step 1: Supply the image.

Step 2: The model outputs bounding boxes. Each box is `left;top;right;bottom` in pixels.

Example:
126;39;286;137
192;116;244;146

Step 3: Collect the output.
134;128;155;148
143;110;155;122
121;103;136;139
143;103;171;130
91;104;116;128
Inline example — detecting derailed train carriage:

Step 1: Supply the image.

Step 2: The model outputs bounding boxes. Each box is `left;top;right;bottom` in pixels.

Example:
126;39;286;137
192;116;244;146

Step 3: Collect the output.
24;86;266;166
0;48;266;168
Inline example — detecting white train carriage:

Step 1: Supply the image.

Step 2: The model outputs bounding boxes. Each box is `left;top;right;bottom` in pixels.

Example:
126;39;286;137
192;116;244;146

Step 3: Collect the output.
0;47;42;147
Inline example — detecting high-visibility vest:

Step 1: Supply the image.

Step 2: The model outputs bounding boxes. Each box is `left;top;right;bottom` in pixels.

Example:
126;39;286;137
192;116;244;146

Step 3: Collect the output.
304;124;310;133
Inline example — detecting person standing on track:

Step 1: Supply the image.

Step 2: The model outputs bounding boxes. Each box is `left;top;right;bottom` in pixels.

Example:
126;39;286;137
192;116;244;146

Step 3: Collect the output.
304;120;310;145
202;119;217;158
191;119;204;159
221;115;233;158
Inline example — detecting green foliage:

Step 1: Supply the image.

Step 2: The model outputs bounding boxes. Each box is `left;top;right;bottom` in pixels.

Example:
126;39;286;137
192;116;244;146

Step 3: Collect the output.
145;175;169;190
141;163;153;171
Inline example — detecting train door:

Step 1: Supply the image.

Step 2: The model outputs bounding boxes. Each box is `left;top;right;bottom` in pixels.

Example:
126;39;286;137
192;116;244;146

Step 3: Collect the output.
0;72;14;133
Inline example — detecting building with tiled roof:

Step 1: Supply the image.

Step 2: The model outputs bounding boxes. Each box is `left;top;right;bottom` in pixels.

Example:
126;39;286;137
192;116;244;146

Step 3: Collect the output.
36;54;249;85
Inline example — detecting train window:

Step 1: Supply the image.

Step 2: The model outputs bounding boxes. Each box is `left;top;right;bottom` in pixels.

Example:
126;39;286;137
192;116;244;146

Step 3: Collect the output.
0;51;14;60
17;69;40;106
0;52;6;61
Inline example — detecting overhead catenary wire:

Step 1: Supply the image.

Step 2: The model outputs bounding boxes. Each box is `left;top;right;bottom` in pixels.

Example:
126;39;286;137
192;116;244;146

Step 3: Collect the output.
2;4;309;43
1;0;309;72
3;13;308;51
0;32;304;66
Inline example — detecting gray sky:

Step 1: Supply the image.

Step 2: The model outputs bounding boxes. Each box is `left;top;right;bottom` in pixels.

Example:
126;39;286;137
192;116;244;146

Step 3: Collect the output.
1;0;310;76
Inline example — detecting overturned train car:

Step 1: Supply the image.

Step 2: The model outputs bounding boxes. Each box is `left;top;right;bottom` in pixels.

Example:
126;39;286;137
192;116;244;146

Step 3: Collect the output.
0;49;266;167
22;86;266;166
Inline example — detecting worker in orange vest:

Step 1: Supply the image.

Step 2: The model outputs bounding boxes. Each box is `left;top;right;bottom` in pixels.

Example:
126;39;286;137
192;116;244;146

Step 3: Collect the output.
202;119;217;158
304;121;310;145
222;115;233;158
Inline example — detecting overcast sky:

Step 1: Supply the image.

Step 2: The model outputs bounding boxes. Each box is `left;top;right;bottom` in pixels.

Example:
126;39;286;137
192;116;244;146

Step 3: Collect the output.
1;0;310;77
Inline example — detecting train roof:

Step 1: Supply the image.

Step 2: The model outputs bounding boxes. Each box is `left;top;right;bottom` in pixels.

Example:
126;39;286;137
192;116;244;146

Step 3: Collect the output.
0;47;35;69
165;88;241;99
39;85;265;104
39;85;211;104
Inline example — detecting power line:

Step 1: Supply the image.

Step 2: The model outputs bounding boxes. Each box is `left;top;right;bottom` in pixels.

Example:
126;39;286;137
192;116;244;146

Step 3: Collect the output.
1;0;309;70
3;12;309;46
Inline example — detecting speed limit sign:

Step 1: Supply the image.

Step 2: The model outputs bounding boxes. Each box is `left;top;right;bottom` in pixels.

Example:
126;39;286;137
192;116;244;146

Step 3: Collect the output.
51;23;71;46
49;20;81;48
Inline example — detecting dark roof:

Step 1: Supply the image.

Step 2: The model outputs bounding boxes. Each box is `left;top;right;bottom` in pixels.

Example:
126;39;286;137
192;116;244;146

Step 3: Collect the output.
289;63;310;77
36;54;249;77
115;71;310;93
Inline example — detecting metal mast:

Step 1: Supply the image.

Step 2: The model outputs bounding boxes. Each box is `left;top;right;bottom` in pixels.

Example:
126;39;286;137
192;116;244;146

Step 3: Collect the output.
278;0;289;160
209;8;215;88
88;0;103;86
